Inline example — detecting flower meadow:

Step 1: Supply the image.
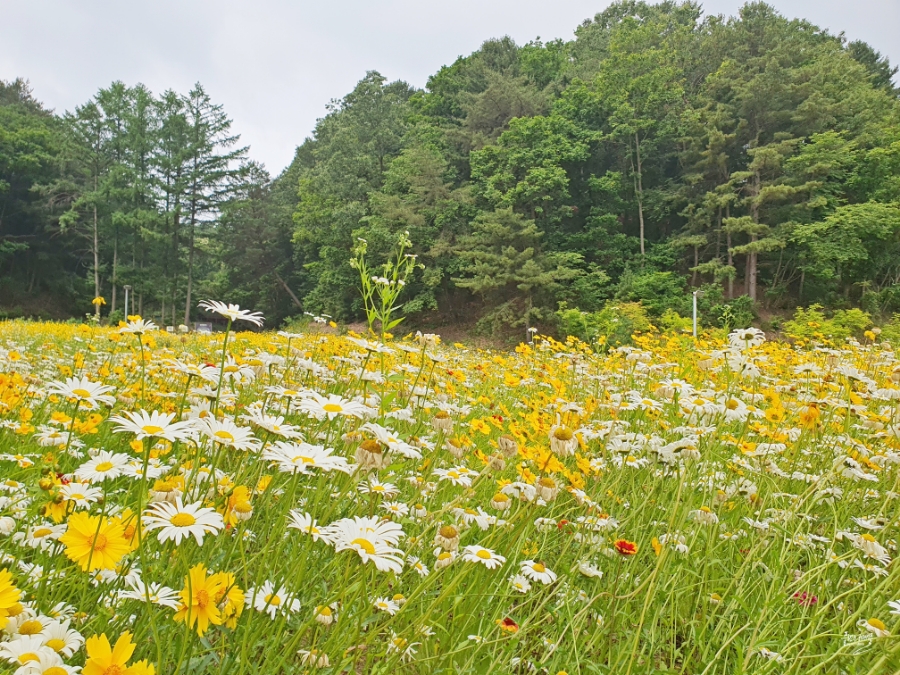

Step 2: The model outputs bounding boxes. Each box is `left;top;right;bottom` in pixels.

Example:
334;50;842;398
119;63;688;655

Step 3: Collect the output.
1;310;900;674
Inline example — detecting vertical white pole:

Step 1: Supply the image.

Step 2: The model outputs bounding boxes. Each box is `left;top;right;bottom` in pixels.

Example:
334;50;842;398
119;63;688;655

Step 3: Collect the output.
124;286;130;319
692;291;698;339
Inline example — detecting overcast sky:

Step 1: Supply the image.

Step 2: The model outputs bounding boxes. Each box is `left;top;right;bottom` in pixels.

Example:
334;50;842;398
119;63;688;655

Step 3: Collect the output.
4;1;897;175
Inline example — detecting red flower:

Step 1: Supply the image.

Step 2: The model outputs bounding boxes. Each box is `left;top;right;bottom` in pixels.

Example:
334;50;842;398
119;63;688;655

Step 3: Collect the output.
496;617;519;633
614;539;638;556
793;591;818;606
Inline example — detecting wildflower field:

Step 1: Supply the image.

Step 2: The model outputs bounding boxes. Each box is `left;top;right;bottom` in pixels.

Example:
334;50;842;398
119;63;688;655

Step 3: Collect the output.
1;310;900;674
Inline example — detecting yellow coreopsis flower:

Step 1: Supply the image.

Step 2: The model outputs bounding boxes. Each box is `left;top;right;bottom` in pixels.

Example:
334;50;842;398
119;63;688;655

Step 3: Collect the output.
83;632;154;675
174;563;225;637
0;568;22;630
59;511;130;572
210;571;244;629
91;296;106;306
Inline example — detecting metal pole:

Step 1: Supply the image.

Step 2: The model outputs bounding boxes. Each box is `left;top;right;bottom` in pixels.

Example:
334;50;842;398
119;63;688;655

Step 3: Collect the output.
692;291;698;340
123;285;132;319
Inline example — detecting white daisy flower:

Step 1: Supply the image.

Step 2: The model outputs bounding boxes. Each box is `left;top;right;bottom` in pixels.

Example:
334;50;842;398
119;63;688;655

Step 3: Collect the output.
142;497;225;546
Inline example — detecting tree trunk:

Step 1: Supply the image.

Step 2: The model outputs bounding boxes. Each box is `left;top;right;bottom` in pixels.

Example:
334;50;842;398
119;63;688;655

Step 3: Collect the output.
111;229;118;314
274;270;303;309
748;237;758;302
183;198;197;326
93;201;100;320
747;170;761;302
635;132;645;258
725;204;733;299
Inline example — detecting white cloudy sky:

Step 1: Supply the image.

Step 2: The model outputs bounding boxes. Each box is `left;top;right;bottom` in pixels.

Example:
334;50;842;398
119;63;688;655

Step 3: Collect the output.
3;1;897;175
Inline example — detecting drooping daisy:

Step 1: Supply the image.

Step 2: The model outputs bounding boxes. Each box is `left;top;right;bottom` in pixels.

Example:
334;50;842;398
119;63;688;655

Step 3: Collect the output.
297;649;330;668
46;376;115;409
520;560;557;585
326;516;405;573
461;545;506;569
314;602;338;626
286;511;326;542
109;409;196;443
859;617;890;638
142;497;225;546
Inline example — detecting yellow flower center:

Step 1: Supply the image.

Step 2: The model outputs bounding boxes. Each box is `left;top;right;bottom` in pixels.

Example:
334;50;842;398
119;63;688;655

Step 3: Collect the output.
476;549;492;560
170;513;197;527
351;538;376;554
70;493;85;501
531;563;546;573
32;527;53;538
264;593;282;606
552;427;574;441
234;500;252;514
92;533;109;552
45;667;69;675
142;425;164;435
861;534;876;543
72;388;91;398
95;462;114;472
538;477;556;488
317;606;332;616
322;403;342;413
438;552;452;560
196;589;210;609
19;619;43;635
46;638;66;652
359;439;383;454
18;653;40;664
213;430;235;442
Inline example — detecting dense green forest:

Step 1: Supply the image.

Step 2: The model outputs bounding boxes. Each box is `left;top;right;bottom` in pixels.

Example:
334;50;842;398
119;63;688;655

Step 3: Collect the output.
2;1;899;333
